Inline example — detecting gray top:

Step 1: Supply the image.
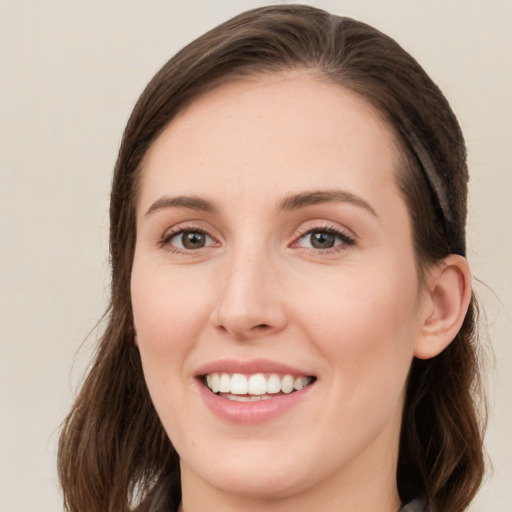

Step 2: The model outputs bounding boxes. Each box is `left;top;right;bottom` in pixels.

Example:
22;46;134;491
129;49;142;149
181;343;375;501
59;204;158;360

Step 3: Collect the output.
399;498;427;512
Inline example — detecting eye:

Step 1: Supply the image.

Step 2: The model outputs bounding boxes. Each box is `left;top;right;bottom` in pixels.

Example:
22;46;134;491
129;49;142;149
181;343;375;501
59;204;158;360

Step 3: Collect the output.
296;228;354;250
166;229;214;250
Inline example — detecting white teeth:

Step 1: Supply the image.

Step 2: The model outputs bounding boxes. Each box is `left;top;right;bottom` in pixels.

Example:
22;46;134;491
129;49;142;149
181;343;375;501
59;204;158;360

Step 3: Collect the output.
248;373;266;395
211;373;220;393
266;374;281;394
294;376;308;391
222;393;274;402
227;394;252;402
219;373;231;393
281;375;294;394
205;372;312;396
231;373;248;395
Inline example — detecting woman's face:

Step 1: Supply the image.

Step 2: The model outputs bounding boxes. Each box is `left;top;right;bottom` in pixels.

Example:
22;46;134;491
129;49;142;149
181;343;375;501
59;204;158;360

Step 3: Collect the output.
131;72;431;505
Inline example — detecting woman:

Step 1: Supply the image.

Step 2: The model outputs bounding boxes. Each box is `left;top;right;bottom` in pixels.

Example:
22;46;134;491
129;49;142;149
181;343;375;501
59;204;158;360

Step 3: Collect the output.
58;5;486;512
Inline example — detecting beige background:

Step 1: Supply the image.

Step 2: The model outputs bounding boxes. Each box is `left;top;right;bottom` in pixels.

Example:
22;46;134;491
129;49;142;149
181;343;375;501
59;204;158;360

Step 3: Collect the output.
1;1;510;511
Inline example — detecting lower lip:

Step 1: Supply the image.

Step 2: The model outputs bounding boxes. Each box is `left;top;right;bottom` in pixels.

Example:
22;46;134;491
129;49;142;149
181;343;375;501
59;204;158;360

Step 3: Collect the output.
197;380;315;424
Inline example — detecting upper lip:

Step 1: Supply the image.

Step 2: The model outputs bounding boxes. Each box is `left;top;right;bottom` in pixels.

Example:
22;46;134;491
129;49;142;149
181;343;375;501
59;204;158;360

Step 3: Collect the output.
195;358;315;377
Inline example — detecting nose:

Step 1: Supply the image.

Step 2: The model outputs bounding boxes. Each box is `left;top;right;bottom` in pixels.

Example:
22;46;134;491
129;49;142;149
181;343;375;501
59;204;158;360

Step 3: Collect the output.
210;245;288;340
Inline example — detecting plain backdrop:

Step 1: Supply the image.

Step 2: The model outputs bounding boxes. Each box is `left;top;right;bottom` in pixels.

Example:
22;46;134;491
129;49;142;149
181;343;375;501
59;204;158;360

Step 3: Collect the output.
1;1;510;511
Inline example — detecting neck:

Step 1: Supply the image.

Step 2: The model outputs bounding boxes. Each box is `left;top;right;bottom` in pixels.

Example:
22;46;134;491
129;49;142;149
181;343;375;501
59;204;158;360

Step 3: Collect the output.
178;490;401;512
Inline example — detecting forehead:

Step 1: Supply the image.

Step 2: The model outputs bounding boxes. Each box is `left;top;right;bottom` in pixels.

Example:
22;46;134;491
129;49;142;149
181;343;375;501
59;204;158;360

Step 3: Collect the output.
138;71;402;214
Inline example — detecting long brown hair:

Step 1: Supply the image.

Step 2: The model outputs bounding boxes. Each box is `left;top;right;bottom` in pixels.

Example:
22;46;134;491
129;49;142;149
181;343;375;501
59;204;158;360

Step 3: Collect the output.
58;5;486;511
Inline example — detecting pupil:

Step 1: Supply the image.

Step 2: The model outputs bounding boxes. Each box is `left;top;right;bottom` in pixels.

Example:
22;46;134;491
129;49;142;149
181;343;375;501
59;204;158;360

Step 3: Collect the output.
183;232;205;249
311;231;335;249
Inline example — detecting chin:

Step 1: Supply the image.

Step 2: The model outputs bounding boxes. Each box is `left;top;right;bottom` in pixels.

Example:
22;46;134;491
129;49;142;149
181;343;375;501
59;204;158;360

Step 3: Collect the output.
181;446;314;500
205;467;305;500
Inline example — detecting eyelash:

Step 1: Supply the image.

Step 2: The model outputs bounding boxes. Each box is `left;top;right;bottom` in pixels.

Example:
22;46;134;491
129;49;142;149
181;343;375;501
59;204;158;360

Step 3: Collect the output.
158;223;355;255
158;224;217;254
292;224;356;254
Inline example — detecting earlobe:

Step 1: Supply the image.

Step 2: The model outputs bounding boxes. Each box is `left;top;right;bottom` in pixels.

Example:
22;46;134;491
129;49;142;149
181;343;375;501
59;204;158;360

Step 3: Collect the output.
414;255;472;360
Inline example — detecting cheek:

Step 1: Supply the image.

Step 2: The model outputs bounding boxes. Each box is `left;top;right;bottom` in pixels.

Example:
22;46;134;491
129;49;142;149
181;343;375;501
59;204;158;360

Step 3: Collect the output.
131;264;212;358
294;265;420;383
130;266;210;430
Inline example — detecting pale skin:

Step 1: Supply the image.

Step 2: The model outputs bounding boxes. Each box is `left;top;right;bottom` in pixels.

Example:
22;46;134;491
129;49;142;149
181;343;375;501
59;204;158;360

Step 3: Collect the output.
131;71;471;512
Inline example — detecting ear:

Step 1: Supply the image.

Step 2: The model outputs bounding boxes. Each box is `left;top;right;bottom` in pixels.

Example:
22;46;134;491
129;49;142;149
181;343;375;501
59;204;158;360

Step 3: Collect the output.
414;255;472;360
133;325;138;347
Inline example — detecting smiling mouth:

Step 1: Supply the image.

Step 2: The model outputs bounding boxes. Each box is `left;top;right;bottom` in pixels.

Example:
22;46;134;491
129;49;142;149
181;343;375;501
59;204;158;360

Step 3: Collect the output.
202;372;316;402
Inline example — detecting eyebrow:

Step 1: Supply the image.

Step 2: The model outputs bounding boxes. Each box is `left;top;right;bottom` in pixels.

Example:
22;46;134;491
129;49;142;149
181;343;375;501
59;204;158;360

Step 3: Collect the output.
145;195;217;216
279;190;377;216
145;189;377;217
